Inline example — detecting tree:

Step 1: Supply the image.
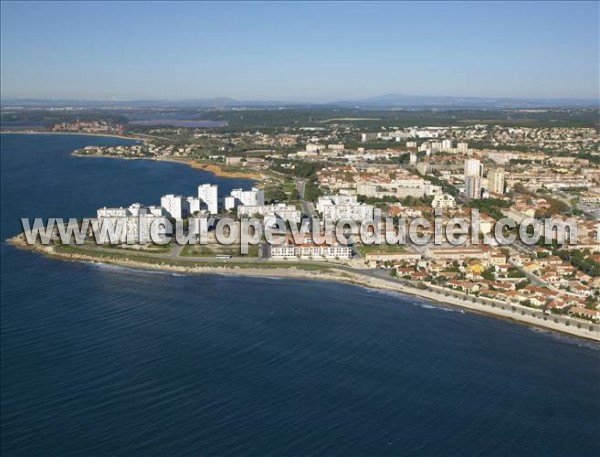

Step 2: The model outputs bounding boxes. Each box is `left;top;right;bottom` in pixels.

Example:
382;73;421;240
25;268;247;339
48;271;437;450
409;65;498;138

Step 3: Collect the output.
515;281;528;290
304;181;322;202
265;186;287;203
482;266;495;281
512;182;529;195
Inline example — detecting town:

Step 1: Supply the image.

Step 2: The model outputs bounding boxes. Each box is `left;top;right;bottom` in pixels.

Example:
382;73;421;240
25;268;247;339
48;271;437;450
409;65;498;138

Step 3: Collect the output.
64;113;600;326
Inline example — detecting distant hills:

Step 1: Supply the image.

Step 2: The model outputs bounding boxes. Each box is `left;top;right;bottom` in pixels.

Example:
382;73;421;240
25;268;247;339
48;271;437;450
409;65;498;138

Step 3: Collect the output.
1;94;598;110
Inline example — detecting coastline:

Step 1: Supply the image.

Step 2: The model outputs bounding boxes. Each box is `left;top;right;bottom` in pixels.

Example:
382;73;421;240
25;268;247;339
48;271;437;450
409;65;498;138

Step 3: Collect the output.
0;130;144;143
150;157;263;181
8;233;600;343
2;130;266;182
70;151;263;181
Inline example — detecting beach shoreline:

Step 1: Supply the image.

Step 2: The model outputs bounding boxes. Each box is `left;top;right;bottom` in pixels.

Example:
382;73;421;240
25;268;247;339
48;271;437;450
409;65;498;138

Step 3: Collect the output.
135;156;263;181
70;151;263;181
7;233;600;342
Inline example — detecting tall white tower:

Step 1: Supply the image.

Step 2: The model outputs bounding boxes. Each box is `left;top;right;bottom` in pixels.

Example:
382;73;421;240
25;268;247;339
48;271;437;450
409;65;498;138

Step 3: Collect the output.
198;184;219;214
464;159;483;200
488;168;505;195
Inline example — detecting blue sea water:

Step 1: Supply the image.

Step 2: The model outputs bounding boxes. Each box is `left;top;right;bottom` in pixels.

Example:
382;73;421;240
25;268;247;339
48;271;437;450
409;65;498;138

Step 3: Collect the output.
1;134;599;456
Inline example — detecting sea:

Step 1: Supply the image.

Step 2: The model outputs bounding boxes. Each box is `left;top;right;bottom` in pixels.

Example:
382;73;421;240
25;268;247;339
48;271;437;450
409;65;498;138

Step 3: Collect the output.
1;134;599;457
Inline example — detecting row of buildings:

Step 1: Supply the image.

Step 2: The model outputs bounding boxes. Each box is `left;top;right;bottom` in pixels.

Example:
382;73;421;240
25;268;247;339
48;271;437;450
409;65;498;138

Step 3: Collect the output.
96;185;268;244
160;184;265;218
269;235;353;260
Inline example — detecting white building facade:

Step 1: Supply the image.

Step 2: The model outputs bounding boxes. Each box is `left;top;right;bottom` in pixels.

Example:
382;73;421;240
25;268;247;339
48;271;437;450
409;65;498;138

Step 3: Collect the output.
96;204;169;244
225;187;265;211
160;194;186;219
197;184;219;214
316;194;374;221
237;203;301;223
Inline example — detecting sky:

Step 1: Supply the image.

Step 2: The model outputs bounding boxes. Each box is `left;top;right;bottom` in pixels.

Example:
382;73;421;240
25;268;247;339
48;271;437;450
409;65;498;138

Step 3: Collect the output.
1;1;598;101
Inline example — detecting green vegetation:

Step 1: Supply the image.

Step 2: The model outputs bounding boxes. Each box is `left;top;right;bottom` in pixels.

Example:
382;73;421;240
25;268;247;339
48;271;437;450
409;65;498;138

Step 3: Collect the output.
304;181;322;202
1;109;128;127
482;266;495;281
55;244;329;271
507;267;526;278
420;174;459;197
180;245;215;257
271;160;323;180
465;198;511;220
556;249;600;277
181;244;259;258
264;184;288;203
356;243;406;256
199;108;600;129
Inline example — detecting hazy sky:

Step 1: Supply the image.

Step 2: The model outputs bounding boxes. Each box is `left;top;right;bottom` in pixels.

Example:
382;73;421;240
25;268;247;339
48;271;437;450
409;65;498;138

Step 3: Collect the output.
1;1;598;101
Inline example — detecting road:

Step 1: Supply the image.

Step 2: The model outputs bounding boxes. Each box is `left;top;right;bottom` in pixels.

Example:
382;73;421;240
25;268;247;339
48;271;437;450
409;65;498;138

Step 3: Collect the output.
301;201;316;218
295;179;307;200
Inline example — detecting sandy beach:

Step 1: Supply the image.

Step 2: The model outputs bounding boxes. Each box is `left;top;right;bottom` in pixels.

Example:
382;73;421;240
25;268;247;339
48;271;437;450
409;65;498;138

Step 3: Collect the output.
155;157;263;180
71;152;263;181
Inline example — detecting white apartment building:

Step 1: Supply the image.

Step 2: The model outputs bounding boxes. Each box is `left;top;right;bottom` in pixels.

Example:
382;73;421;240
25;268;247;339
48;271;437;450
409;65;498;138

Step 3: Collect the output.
430;141;443;152
316;194;374;221
197;184;219;214
441;139;453;150
96;204;169;244
485;151;516;165
361;133;378;142
237;203;301;223
464;159;483;200
488;168;505;195
410;128;440;139
396;180;442;198
306;143;324;153
356;182;380;197
357;178;441;200
97;207;129;218
160;194;186;219
465;175;482;200
425;246;491;262
270;242;352;260
465;158;483;177
224;187;265;211
187;197;202;215
397;185;428;199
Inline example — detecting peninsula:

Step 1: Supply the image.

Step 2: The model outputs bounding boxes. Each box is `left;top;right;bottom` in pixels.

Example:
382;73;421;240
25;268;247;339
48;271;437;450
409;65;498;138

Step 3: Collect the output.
5;107;600;342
